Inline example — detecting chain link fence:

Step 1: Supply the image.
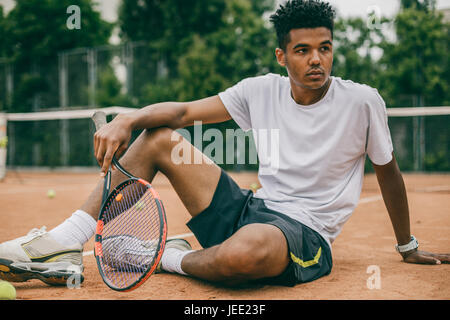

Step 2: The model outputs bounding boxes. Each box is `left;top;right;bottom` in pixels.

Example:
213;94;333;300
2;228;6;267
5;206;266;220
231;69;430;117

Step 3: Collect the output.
0;43;449;172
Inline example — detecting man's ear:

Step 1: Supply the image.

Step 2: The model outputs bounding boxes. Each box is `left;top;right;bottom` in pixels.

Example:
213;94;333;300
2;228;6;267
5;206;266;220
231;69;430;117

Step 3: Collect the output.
275;48;287;67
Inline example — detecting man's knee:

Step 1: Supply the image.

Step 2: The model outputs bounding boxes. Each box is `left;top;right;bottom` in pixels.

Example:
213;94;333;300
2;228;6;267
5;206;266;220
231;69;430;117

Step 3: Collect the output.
217;239;266;277
214;227;287;279
142;127;175;150
134;127;179;164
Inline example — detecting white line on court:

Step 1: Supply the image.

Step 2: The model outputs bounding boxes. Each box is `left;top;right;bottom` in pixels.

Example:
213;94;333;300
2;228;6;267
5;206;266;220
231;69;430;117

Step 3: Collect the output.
82;195;384;257
358;195;383;204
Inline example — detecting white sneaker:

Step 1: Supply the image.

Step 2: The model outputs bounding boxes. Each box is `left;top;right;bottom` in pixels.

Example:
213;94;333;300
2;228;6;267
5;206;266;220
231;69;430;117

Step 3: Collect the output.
101;235;159;272
0;227;84;286
100;237;192;274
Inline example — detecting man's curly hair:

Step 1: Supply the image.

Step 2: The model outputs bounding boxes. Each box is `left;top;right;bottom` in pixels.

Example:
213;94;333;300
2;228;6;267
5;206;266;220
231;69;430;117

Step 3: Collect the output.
270;0;336;51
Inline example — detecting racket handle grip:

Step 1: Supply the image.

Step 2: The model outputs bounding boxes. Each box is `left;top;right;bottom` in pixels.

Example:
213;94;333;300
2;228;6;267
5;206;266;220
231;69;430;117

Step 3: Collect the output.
92;111;107;131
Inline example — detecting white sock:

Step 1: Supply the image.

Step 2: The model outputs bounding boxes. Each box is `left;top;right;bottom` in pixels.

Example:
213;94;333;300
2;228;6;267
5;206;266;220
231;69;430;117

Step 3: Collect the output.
48;210;97;247
161;248;194;275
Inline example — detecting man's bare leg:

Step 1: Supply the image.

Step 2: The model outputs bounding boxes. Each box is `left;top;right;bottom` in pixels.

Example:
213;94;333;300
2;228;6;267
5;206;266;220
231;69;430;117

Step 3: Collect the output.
80;127;222;220
182;224;290;286
80;127;289;284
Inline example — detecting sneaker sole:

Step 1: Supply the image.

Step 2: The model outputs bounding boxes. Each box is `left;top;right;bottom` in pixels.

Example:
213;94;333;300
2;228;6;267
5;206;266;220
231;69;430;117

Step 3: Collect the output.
0;258;84;286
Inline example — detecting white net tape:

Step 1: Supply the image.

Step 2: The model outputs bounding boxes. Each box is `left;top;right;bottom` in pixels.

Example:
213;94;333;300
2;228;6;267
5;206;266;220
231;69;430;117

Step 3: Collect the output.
1;106;449;174
5;106;137;122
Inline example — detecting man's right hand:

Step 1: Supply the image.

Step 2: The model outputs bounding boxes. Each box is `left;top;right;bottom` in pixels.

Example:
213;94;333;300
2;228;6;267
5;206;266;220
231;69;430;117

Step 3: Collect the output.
93;95;232;175
93;113;133;175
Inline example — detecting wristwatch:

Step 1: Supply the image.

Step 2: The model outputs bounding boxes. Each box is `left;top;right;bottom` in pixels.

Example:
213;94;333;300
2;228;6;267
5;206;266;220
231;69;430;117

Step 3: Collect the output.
395;235;419;253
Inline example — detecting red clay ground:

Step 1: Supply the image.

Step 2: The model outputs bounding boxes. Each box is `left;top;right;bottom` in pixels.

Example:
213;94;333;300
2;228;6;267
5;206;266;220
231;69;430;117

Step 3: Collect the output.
0;170;449;300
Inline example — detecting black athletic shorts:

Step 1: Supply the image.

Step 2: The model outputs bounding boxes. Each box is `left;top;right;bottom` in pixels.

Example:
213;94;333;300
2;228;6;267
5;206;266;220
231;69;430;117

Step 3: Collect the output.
187;169;333;287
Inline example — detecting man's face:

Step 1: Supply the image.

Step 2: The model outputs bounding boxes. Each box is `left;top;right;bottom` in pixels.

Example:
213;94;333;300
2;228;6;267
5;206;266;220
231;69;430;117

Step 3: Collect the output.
276;27;333;90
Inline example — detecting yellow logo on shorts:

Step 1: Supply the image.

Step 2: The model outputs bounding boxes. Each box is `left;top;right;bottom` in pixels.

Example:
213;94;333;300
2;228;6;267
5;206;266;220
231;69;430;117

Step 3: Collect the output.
290;247;322;268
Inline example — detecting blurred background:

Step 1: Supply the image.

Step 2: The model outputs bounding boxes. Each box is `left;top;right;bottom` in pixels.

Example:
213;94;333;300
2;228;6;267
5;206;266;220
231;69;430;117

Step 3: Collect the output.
0;0;448;174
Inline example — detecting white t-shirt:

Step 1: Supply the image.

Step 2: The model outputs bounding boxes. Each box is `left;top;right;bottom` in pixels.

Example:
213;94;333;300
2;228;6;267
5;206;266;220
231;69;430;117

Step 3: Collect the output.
218;73;393;249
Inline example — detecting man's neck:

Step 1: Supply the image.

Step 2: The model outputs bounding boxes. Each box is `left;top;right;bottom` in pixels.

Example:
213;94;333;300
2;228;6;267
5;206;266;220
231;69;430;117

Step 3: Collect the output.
290;77;331;106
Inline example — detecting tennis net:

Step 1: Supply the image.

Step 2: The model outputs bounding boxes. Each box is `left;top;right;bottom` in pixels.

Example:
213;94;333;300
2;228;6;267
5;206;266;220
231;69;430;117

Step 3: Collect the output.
0;107;137;180
0;106;449;180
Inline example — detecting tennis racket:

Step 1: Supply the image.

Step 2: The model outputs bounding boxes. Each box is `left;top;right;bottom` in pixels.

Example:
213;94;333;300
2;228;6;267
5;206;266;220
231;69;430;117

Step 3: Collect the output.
92;111;167;292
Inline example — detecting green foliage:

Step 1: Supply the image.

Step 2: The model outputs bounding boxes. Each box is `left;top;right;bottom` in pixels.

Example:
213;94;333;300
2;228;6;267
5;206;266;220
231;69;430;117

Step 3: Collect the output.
401;0;436;11
125;0;279;171
5;0;112;65
119;0;227;82
332;7;449;172
424;150;449;171
2;0;113;167
135;0;280;105
332;16;389;89
11;73;49;112
96;67;134;107
119;0;227;42
207;0;283;83
378;8;449;106
176;35;228;101
0;6;6;57
3;0;113;112
1;0;448;171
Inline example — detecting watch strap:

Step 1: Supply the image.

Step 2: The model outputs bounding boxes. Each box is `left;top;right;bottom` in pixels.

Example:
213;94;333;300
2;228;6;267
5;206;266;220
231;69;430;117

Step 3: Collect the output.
395;235;419;253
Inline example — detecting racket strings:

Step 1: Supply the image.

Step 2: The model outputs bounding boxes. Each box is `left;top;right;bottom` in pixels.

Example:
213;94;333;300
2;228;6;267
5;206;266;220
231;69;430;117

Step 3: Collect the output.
99;181;163;289
104;201;160;286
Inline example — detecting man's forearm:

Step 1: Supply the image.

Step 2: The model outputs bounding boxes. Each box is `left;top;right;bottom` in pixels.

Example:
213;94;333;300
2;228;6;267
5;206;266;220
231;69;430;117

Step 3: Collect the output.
119;102;187;131
373;156;411;246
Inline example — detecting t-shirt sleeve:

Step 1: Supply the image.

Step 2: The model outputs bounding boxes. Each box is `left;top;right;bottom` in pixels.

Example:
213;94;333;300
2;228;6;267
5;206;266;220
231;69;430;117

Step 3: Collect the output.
366;89;394;165
218;79;252;131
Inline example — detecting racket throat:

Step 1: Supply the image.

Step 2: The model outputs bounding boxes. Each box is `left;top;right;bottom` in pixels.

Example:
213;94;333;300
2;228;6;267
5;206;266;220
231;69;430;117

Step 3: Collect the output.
102;169;112;206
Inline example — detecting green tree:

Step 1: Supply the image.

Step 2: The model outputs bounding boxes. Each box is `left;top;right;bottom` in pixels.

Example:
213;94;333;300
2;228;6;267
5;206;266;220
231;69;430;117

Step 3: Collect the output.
119;0;227;81
207;0;281;85
379;5;449;171
2;0;113;168
0;5;8;111
175;35;228;102
5;0;111;65
249;0;276;16
4;0;112;111
401;0;436;11
118;0;229;104
173;0;280;102
0;6;6;57
95;67;134;108
121;0;277;171
379;7;449;106
119;0;278;105
332;16;389;90
119;0;226;43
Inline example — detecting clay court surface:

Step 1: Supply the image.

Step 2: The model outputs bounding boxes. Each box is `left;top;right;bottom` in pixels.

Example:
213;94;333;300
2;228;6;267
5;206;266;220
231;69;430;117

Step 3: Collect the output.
0;170;449;300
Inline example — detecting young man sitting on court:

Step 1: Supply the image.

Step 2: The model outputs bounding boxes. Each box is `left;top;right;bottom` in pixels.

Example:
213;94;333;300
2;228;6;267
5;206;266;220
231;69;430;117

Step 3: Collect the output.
0;0;448;287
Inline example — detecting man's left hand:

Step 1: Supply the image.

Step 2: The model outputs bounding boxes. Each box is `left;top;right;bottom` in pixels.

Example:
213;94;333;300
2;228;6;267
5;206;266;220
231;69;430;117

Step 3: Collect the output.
401;249;450;265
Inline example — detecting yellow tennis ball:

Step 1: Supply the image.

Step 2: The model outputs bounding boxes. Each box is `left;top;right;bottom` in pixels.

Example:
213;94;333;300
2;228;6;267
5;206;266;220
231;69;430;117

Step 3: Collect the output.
0;280;16;300
135;201;145;210
0;136;7;149
47;189;56;199
250;182;259;191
